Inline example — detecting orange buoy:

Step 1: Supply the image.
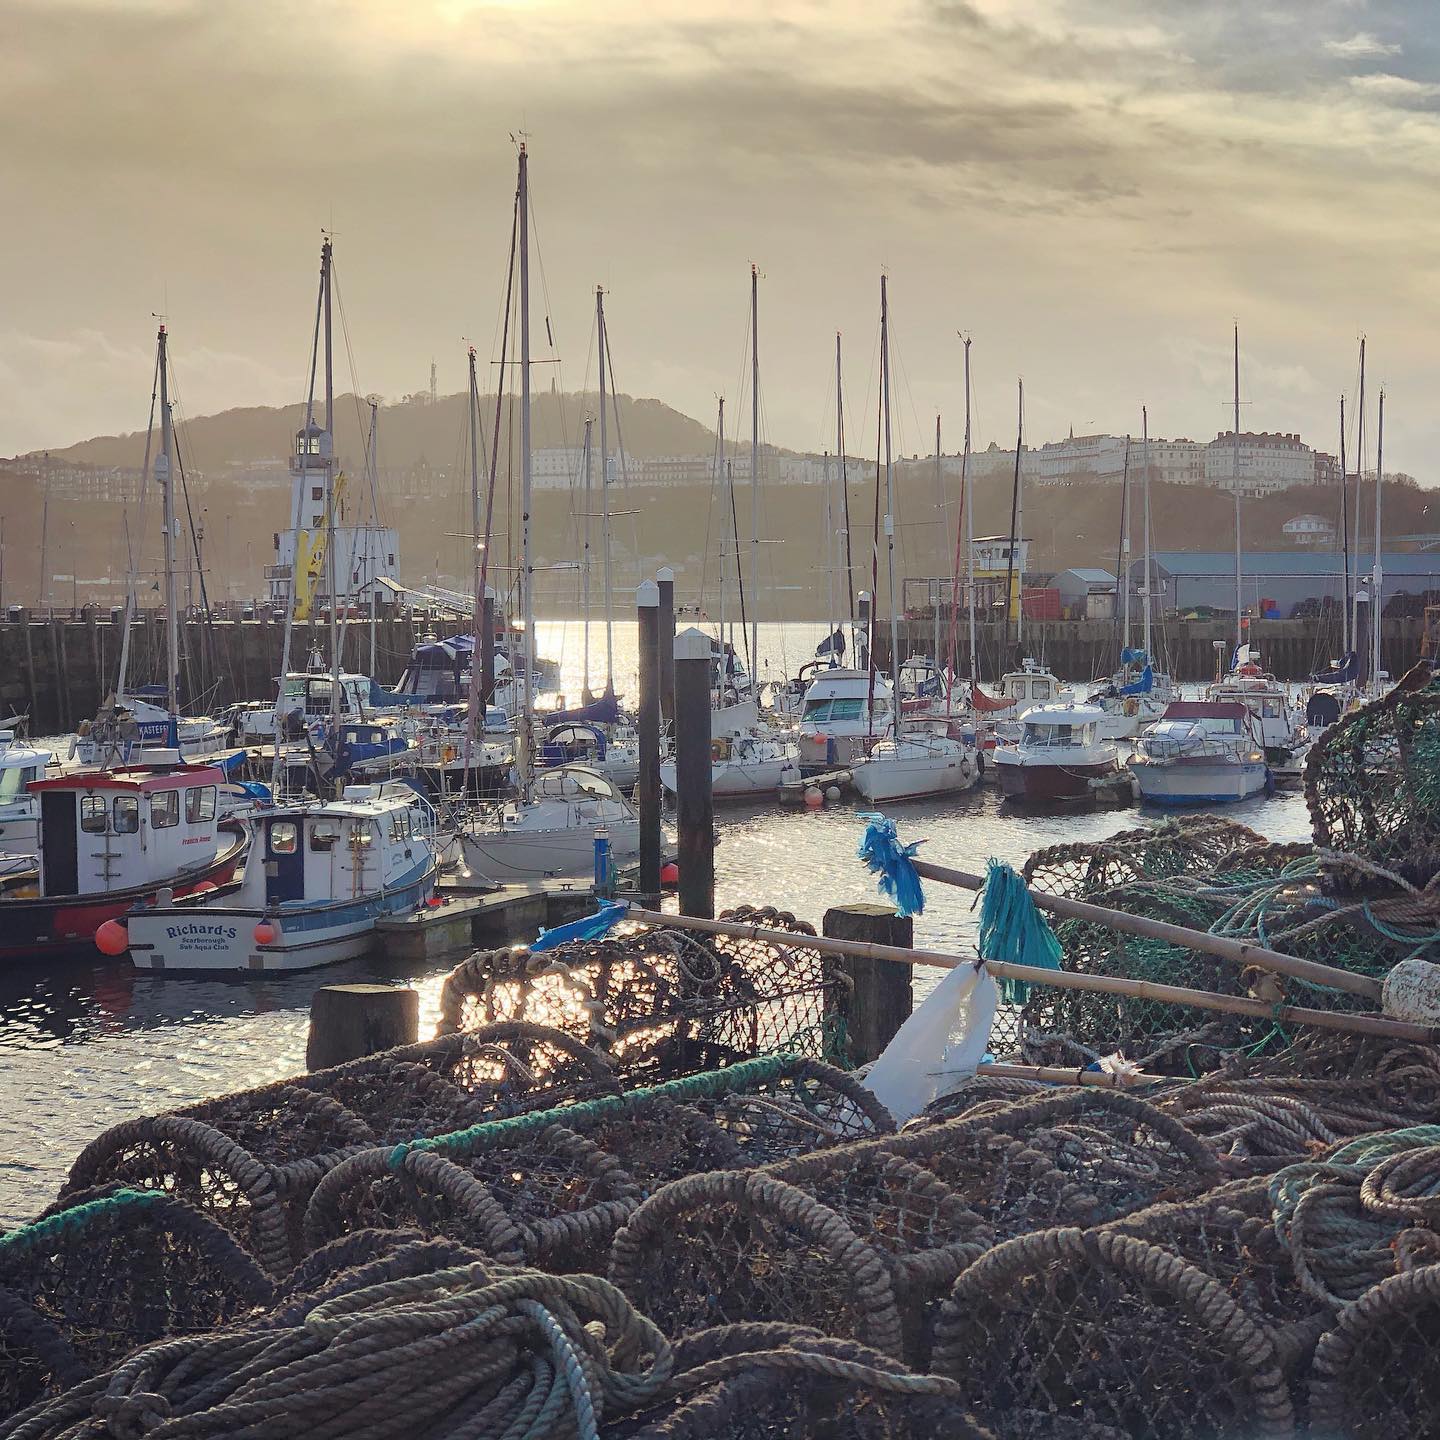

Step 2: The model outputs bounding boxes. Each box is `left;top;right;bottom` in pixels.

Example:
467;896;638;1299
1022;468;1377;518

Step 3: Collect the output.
660;861;679;886
95;918;129;956
253;920;279;945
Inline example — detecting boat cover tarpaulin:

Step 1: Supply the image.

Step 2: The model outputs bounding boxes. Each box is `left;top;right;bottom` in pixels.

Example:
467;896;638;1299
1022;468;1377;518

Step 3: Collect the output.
1308;651;1359;685
1119;664;1154;696
1160;700;1249;720
971;684;1018;713
547;688;622;724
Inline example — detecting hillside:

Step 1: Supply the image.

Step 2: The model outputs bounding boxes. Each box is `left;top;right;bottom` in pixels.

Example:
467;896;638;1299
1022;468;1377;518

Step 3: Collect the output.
34;390;718;470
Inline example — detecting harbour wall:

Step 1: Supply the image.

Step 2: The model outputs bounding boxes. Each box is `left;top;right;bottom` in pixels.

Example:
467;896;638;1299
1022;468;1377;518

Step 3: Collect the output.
0;614;431;734
880;616;1426;689
0;614;1425;734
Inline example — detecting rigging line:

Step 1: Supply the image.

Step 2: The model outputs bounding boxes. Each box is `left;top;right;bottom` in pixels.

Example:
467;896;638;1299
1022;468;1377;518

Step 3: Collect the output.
330;261;378;527
866;292;884;740
601;317;642;597
697;399;725;615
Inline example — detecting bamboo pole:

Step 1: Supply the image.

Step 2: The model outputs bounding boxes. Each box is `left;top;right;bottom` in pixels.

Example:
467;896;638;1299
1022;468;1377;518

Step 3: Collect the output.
621;905;1438;1044
977;1061;1158;1089
911;857;1382;1002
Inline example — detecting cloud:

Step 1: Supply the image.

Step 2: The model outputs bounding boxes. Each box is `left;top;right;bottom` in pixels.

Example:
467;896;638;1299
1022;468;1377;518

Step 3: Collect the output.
1348;72;1440;104
1325;31;1403;58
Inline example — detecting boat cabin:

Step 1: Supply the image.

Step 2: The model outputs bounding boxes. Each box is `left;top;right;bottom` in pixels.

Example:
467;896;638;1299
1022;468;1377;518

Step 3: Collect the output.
1019;707;1105;751
1207;679;1294;749
798;669;894;733
1142;701;1262;759
540;723;609;769
252;782;434;907
28;764;229;898
1000;659;1063;709
0;733;52;850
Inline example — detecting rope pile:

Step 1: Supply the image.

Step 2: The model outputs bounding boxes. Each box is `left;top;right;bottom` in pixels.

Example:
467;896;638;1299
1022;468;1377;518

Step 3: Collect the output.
436;907;846;1077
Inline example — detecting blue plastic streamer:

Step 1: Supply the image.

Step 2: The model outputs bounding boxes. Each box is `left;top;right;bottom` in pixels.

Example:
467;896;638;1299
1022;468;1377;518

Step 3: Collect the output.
857;815;926;918
978;859;1064;1004
531;899;627;953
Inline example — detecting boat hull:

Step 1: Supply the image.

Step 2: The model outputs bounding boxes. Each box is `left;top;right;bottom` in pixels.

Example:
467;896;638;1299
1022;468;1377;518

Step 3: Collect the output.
126;858;437;974
459;816;642;884
660;757;799;800
850;753;977;803
0;828;248;961
1133;760;1270;806
995;759;1118;803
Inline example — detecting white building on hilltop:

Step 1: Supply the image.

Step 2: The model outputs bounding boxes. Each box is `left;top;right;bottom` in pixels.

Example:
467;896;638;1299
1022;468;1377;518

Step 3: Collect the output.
1205;432;1314;498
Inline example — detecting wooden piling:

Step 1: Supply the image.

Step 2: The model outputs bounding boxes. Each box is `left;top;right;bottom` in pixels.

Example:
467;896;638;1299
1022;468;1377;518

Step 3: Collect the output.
823;903;914;1065
673;627;715;918
656;565;676;728
306;983;419;1070
636;578;662;900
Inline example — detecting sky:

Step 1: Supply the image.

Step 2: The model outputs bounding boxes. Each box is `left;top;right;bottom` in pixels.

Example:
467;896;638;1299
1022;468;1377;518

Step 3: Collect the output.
2;0;1437;471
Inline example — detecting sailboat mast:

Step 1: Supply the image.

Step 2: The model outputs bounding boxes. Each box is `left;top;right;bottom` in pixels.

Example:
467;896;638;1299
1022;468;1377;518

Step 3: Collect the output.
517;143;534;794
322;238;340;716
463;346;483;766
963;337;976;689
749;264;761;686
158;326;180;719
1351;337;1367;653
934;414;942;667
823;448;836;645
1002;381;1023;658
1142;405;1153;661
880;275;900;732
1119;440;1132;655
1339;393;1350;656
1232;324;1242;655
581;416;593;696
1372;388;1385;689
367;399;379;678
836;333;854;622
596;286;614;692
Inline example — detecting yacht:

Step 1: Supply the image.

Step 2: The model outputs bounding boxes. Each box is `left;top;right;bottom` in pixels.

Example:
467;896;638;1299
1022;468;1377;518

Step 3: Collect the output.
1131;700;1270;806
850;722;979;803
0;762;248;960
660;730;800;801
459;764;642;884
796;668;895;774
125;781;438;973
992;703;1122;803
1207;670;1309;783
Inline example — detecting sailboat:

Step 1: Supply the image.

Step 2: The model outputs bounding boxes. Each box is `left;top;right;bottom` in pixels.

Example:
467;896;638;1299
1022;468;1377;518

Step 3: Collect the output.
458;145;642;884
76;327;233;768
850;276;978;804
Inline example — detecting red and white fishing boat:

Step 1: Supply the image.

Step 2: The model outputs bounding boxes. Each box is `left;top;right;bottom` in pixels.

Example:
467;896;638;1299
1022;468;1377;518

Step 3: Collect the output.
0;763;247;960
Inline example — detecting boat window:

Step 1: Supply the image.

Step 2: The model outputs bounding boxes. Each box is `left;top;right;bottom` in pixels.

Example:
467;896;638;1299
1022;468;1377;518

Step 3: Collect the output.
270;821;299;855
1262;699;1282;719
0;765;35;802
149;790;179;829
390;812;411;841
185;786;217;824
802;699;832;721
350;822;375;850
81;795;108;833
1034;680;1053;700
113;796;139;833
311;821;339;852
834;698;865;721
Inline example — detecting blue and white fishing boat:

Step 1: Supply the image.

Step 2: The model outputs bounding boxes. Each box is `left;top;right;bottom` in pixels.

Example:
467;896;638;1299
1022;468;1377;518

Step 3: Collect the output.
124;780;438;973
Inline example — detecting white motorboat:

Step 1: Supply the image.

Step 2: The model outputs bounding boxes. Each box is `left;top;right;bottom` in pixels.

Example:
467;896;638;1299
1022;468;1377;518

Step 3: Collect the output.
75;693;233;766
0;732;56;853
850;726;979;803
984;659;1072;741
126;781;438;973
459;764;642;884
660;731;800;800
992;704;1122;803
231;669;376;743
1131;700;1270;806
796;668;895;774
1208;668;1309;782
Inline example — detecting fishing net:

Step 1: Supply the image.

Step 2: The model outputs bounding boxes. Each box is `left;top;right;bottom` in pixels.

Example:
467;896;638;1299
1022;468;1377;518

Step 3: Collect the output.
0;1188;270;1416
435;908;846;1077
300;1055;896;1276
930;1226;1295;1439
613;1324;992;1440
1309;1262;1440;1439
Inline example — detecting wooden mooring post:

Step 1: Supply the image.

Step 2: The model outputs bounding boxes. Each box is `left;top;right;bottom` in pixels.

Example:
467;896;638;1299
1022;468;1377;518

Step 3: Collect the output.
636;578;662;901
673;627;715;918
306;983;419;1070
823;904;914;1065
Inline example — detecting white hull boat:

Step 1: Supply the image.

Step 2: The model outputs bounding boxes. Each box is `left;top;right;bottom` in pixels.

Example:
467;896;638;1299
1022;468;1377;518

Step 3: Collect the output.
1131;700;1271;807
126;781;438;973
660;734;800;800
850;732;979;803
458;764;643;884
